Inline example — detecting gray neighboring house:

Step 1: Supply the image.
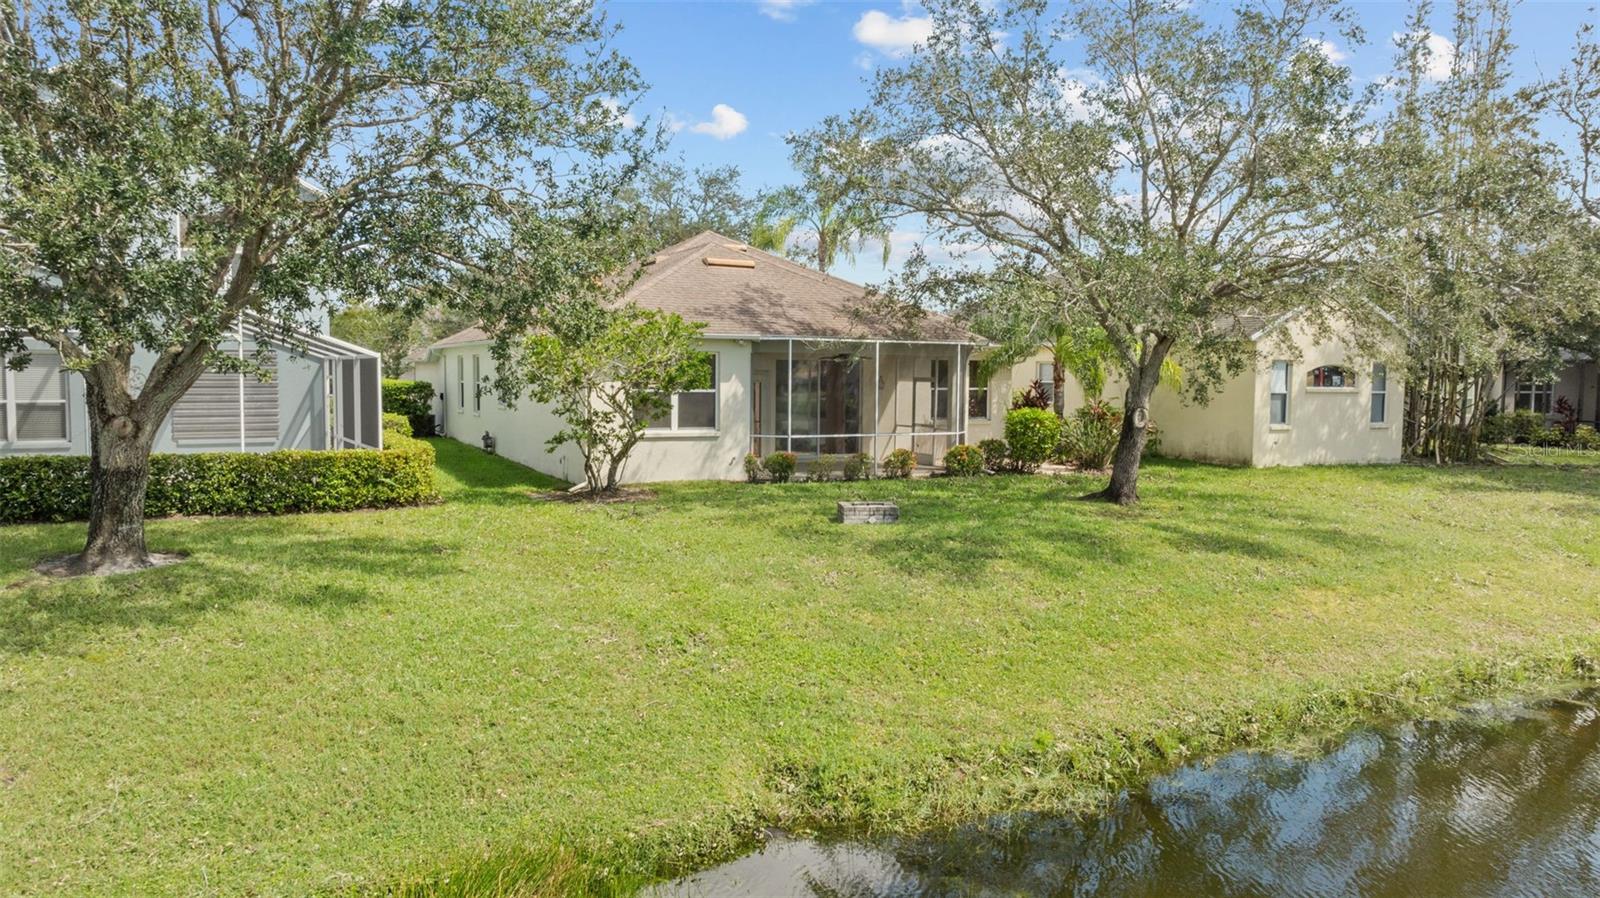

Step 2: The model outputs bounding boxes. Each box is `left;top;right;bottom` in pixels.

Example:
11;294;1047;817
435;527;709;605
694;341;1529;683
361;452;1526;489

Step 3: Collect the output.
1500;352;1599;424
1;313;385;458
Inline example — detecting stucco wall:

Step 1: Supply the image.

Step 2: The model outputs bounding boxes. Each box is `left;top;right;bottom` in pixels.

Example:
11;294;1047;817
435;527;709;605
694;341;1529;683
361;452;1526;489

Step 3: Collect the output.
1250;319;1402;467
1149;367;1256;465
436;339;755;485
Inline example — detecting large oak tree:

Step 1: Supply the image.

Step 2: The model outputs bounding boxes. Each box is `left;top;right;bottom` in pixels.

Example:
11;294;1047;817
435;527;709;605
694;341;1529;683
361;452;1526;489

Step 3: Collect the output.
807;0;1371;502
0;0;641;572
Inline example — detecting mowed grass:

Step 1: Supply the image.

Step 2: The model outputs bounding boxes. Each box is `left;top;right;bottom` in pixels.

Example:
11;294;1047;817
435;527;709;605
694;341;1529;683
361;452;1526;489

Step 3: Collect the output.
3;440;1600;895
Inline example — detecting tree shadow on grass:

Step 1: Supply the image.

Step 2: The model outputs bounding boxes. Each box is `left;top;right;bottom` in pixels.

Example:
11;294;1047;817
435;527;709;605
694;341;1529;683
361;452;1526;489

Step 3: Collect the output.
0;531;465;656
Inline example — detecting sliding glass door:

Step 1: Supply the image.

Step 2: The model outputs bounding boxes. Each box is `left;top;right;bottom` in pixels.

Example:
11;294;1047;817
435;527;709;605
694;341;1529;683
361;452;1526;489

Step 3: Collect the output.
775;356;862;453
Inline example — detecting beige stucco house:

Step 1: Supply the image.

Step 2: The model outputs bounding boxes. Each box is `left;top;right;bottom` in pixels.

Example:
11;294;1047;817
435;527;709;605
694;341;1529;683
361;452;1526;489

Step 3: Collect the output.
411;232;991;484
409;233;1402;481
1497;352;1599;425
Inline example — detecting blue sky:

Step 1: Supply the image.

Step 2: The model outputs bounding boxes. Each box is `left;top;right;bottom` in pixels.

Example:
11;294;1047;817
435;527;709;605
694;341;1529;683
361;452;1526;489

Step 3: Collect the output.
607;1;1598;284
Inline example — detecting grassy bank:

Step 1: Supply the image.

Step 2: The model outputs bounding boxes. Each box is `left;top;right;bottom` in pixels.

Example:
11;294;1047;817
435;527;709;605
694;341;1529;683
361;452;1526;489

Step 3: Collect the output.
3;441;1599;895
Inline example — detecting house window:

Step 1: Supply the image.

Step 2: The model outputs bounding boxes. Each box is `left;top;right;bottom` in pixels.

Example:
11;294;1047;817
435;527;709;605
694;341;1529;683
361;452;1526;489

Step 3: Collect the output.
967;359;989;419
1269;361;1291;425
1037;361;1054;404
472;355;482;413
1514;380;1553;414
931;359;951;420
1306;365;1353;388
456;356;465;410
2;351;70;443
646;353;718;432
1371;363;1388;424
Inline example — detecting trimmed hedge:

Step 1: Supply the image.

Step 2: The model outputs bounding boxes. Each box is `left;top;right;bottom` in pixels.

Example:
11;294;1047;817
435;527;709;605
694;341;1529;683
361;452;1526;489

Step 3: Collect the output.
0;425;438;524
382;379;435;418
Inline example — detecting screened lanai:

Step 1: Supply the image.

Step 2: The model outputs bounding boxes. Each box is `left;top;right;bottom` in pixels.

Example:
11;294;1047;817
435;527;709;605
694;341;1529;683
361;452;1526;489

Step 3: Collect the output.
749;337;989;468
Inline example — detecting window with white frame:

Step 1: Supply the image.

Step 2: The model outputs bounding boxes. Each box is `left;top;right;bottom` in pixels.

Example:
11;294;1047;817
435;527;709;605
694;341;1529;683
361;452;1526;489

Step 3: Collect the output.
1514;380;1553;414
472;355;482;413
1269;361;1291;425
456;355;465;410
3;351;70;443
1036;361;1054;404
967;359;989;419
1370;363;1388;424
646;352;718;431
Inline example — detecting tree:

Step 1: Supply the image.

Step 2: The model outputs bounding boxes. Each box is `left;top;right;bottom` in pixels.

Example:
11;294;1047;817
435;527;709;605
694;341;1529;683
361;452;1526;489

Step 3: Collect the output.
329;302;477;378
519;304;707;494
805;0;1370;503
755;125;892;274
632;158;759;249
0;0;640;572
1365;0;1595;461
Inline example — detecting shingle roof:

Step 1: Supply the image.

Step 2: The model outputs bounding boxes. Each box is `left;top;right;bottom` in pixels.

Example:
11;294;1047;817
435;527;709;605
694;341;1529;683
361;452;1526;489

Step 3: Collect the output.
428;231;981;352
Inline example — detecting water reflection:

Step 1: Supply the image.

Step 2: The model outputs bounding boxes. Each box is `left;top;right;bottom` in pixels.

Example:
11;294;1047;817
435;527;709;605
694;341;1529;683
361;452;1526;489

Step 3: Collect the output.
654;694;1600;897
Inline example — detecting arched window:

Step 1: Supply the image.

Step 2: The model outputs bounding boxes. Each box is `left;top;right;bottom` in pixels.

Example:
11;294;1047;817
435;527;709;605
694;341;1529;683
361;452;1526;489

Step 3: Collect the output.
1306;365;1354;388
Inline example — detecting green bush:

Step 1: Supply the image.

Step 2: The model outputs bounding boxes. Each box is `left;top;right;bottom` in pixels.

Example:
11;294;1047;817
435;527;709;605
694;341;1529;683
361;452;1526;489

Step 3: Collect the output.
1058;400;1121;469
382;412;411;436
882;448;916;479
382;379;435;417
807;454;840;482
943;444;984;476
1569;425;1600;451
0;435;439;524
763;451;797;483
743;452;764;483
1488;409;1549;445
1479;411;1513;445
842;452;872;482
383;379;437;436
1004;407;1061;473
978;438;1009;472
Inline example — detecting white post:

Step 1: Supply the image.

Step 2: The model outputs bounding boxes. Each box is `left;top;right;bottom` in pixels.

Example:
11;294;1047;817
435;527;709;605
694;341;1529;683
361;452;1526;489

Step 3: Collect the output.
955;344;964;448
786;338;794;453
237;316;246;451
873;341;881;475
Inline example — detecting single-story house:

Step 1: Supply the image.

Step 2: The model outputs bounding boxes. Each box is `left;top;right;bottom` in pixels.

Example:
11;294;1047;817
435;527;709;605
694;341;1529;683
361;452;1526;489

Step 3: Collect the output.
412;231;989;483
1498;352;1598;425
411;232;1402;480
0;314;384;457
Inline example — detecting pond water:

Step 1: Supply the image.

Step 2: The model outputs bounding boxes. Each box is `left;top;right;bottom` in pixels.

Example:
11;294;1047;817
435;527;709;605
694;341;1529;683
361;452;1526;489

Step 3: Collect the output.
652;691;1600;897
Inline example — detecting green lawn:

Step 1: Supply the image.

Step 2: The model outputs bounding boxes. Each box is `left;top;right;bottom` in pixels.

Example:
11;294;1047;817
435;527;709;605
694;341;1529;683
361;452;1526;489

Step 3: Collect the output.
3;441;1600;896
1484;443;1600;468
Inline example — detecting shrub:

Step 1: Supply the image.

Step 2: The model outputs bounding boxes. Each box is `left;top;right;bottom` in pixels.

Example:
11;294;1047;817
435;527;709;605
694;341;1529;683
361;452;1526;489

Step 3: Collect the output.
763;451;797;483
978;438;1009;472
1004;407;1061;472
1569;424;1600;451
807;453;840;482
0;436;439;524
943;444;984;476
842;452;872;481
1011;379;1051;410
1479;411;1513;445
1500;410;1548;445
743;452;764;483
1058;400;1121;469
382;412;411;436
383;379;437;436
1555;396;1579;435
882;448;916;479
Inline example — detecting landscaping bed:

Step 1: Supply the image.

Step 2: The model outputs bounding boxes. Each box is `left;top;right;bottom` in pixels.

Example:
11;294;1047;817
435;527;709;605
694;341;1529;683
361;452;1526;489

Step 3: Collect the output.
2;440;1599;895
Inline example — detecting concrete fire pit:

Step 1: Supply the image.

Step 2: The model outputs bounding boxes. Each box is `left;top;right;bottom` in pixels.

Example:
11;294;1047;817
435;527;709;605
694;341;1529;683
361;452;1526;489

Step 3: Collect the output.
837;500;899;524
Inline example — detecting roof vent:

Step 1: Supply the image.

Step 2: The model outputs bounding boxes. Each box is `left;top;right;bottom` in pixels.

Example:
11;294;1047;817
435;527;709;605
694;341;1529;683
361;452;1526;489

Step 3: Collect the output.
703;256;756;269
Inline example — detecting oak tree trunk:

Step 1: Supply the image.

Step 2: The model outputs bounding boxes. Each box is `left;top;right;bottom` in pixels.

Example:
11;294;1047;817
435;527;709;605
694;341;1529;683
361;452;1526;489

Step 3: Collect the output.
73;378;160;574
1093;340;1170;506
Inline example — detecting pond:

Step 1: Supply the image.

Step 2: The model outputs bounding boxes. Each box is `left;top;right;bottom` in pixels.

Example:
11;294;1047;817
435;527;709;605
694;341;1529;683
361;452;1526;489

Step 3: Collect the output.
652;691;1600;897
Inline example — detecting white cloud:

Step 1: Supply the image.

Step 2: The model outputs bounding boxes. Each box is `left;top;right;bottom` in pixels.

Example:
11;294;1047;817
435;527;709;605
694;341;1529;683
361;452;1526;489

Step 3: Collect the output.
663;112;687;134
1394;30;1455;81
854;52;876;71
599;97;638;130
1306;38;1348;64
689;104;748;140
853;9;933;58
757;0;812;22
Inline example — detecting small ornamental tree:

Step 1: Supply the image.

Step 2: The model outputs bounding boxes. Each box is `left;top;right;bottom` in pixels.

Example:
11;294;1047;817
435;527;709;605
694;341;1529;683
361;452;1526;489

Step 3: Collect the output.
0;0;641;572
520;306;706;494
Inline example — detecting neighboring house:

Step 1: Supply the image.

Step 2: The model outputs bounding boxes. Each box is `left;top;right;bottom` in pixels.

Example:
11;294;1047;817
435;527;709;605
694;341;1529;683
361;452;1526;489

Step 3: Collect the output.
974;309;1402;468
412;231;988;484
0;314;385;457
1498;352;1599;425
